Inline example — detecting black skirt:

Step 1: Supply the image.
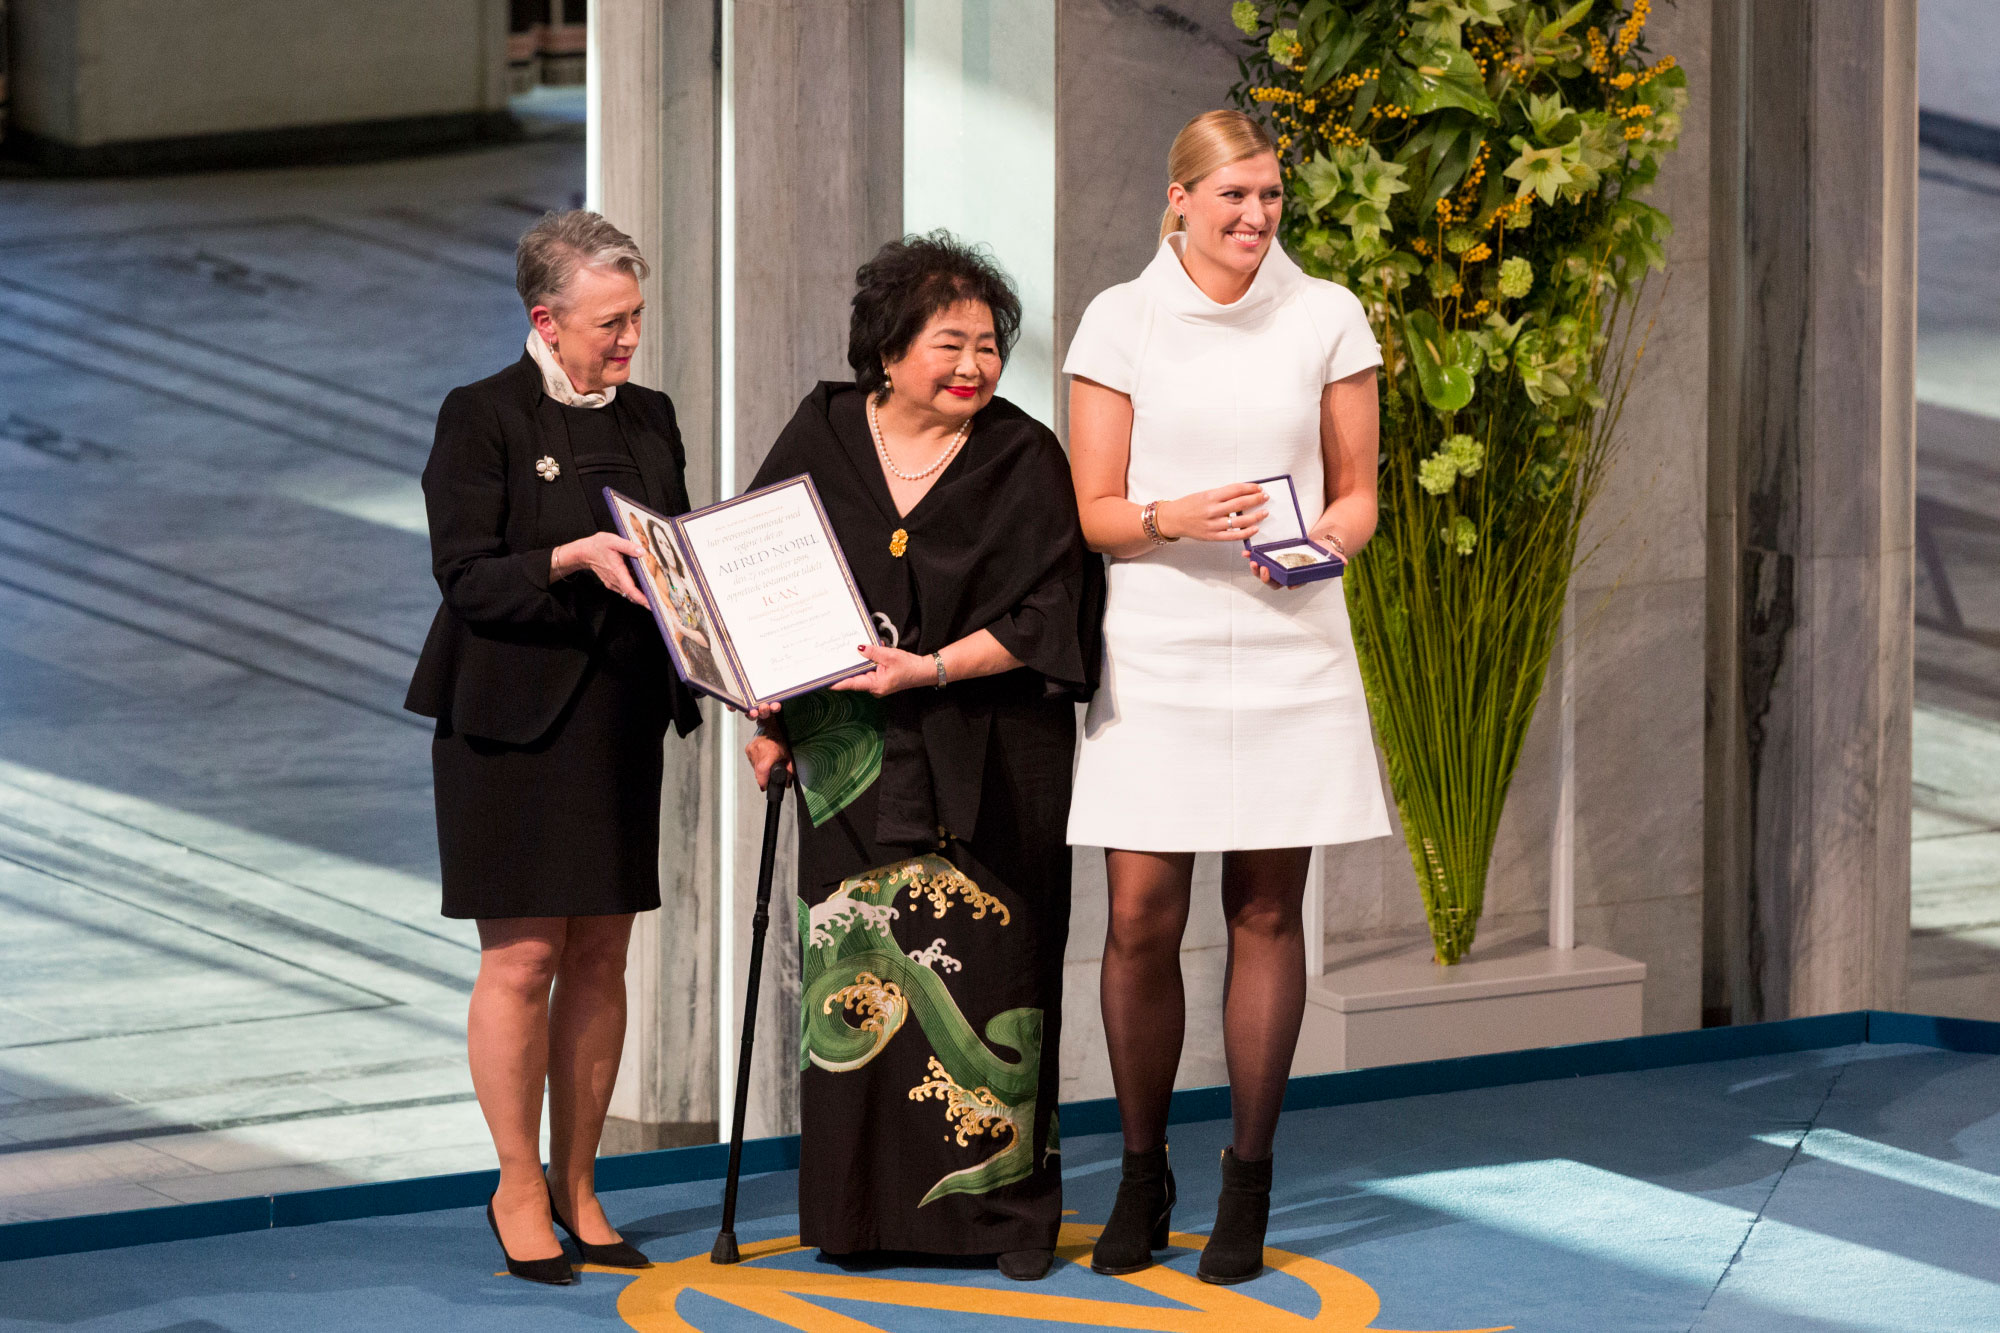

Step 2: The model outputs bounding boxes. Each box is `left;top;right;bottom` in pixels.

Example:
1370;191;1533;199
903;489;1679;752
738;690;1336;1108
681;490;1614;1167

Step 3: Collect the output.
796;698;1074;1255
432;636;671;920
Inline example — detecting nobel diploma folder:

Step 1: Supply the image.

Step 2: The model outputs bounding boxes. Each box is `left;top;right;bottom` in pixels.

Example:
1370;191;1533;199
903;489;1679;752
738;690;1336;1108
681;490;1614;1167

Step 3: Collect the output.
607;475;877;710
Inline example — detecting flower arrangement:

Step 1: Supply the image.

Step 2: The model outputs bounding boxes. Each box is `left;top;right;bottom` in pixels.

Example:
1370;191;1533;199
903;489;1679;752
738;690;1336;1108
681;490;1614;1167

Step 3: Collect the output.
1228;0;1685;963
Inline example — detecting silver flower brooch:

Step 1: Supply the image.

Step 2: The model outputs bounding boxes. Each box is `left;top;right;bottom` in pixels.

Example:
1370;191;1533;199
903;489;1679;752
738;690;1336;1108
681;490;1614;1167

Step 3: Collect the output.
535;455;560;482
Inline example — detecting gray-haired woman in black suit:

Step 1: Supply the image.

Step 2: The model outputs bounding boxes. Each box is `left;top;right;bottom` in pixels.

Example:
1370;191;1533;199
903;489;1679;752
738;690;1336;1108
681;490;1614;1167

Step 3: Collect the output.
405;210;700;1285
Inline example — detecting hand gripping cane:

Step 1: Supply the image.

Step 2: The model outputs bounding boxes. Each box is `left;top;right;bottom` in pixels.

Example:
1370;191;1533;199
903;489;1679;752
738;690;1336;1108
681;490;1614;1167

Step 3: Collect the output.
710;764;790;1265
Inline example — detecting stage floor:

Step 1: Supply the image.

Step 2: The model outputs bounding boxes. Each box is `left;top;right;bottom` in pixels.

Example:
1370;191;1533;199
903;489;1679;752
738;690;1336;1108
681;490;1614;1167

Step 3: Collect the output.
3;1038;1997;1332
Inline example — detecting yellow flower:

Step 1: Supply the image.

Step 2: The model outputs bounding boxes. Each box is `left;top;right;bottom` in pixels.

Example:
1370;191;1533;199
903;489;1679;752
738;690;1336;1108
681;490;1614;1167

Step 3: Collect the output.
1615;0;1650;56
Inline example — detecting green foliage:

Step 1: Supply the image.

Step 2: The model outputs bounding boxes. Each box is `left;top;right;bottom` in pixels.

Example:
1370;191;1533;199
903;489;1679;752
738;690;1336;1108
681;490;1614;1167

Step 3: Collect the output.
1232;0;1682;963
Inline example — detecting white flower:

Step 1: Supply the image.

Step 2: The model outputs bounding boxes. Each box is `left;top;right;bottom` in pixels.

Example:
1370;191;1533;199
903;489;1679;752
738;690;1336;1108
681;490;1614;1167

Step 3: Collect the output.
535;455;560;481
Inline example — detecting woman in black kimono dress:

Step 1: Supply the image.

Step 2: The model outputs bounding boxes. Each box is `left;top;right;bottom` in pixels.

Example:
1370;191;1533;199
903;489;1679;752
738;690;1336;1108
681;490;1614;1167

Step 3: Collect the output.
744;233;1101;1281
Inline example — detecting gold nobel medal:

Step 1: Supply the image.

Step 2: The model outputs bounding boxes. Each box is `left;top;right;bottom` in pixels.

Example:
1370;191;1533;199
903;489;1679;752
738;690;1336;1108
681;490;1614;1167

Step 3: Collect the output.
889;528;909;558
1275;551;1319;568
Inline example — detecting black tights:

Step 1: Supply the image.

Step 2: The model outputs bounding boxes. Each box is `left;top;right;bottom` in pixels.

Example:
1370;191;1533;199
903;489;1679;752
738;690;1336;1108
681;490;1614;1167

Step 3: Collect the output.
1098;846;1313;1162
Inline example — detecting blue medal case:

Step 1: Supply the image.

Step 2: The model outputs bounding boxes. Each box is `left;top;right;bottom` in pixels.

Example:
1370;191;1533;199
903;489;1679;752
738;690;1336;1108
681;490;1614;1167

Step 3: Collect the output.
1243;473;1344;586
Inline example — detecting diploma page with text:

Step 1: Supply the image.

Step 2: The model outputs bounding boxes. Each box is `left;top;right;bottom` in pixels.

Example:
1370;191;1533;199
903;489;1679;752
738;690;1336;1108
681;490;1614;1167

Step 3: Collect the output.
674;476;876;707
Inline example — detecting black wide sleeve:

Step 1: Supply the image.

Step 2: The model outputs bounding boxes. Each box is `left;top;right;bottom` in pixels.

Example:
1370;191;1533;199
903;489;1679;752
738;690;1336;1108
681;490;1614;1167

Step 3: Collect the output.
421;386;574;628
981;433;1105;700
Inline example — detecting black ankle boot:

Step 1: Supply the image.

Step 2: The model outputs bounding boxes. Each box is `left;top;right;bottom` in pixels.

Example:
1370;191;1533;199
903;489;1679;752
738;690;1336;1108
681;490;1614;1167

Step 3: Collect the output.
1196;1148;1272;1284
1091;1146;1176;1275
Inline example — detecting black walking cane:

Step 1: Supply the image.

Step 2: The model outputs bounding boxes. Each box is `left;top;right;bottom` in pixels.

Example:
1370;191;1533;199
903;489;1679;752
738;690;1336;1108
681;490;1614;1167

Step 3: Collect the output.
711;762;791;1265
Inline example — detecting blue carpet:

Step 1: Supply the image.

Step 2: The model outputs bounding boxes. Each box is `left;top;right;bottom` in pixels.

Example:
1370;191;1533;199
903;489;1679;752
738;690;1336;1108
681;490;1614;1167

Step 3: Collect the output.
4;1041;1998;1331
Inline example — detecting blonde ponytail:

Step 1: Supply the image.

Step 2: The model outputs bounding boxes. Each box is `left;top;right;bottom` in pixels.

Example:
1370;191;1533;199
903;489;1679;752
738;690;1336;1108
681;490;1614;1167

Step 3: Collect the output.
1158;110;1277;243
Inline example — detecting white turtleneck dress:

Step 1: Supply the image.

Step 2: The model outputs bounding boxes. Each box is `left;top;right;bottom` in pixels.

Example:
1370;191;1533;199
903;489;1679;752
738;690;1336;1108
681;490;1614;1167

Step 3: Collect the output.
1063;234;1392;852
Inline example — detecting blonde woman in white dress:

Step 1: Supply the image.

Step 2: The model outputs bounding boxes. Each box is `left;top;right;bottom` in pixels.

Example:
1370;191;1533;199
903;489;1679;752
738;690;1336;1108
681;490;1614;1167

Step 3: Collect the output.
1065;110;1389;1285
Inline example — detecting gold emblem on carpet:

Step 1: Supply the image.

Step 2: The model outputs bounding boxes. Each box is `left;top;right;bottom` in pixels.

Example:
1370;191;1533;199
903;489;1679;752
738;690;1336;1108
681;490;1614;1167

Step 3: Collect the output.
590;1222;1510;1331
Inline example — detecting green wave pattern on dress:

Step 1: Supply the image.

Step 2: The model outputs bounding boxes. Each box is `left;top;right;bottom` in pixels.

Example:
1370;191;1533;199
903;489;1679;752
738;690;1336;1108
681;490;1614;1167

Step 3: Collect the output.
784;690;883;827
798;853;1042;1206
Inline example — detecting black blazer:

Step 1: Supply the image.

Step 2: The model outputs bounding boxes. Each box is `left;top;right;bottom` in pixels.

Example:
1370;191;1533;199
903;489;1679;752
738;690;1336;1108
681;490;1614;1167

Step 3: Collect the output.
404;353;702;744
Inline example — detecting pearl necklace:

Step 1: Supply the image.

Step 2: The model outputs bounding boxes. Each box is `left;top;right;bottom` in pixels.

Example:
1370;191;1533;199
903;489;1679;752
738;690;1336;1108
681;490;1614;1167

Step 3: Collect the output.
867;396;970;482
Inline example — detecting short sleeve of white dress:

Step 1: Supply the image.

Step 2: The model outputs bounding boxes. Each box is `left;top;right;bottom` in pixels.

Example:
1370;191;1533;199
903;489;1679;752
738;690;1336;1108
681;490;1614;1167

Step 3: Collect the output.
1062;283;1144;394
1300;278;1384;384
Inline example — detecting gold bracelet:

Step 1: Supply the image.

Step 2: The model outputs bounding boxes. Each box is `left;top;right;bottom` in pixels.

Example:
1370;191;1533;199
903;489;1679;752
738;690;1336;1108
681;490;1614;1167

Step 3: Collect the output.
1141;500;1175;545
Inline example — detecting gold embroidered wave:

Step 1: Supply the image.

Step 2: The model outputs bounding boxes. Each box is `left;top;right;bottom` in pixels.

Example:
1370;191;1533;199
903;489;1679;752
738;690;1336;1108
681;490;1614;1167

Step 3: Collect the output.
903;862;1011;925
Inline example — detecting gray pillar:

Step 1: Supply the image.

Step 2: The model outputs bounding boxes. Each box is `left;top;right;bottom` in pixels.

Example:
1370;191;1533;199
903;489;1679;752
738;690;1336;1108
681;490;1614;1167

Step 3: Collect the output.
594;0;722;1148
592;0;900;1147
726;0;901;1139
1705;0;1917;1023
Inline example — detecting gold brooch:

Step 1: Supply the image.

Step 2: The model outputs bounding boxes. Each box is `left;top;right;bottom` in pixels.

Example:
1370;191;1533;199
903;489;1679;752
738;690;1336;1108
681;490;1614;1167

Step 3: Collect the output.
889;528;908;558
534;455;560;482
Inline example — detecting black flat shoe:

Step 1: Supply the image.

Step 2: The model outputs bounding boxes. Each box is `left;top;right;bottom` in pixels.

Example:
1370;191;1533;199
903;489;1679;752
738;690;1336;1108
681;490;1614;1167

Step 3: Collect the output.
547;1180;652;1269
1091;1145;1176;1275
998;1248;1054;1281
1196;1148;1272;1285
486;1198;577;1285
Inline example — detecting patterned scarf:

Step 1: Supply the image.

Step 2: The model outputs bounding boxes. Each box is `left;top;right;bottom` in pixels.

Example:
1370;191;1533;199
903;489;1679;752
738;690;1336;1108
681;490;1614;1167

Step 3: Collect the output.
526;332;616;409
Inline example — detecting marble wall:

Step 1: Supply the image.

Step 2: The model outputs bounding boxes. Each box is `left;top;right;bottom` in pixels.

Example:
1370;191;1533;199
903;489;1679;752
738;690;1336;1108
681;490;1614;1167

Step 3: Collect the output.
1550;0;1711;1032
10;0;510;145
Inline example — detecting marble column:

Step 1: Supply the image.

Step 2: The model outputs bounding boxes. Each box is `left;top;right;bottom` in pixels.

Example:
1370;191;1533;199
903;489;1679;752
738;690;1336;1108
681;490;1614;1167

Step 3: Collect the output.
1705;0;1917;1022
591;0;901;1144
591;0;722;1148
724;0;902;1138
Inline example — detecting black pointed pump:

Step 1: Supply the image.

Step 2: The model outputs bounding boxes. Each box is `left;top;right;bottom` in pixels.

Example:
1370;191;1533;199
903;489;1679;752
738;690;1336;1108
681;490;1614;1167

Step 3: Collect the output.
547;1179;652;1269
485;1197;577;1286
